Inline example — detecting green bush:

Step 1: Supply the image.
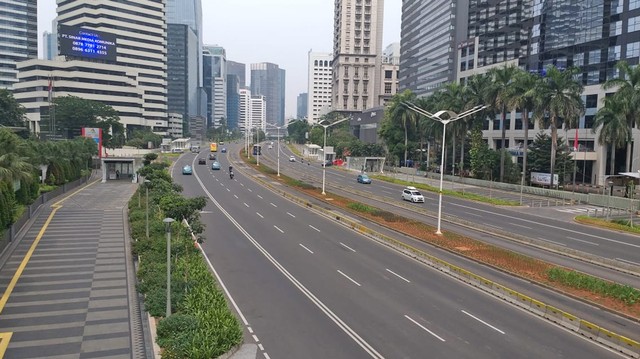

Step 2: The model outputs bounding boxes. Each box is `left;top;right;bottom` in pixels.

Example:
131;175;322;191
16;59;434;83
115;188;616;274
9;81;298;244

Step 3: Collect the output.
129;163;242;356
547;267;640;305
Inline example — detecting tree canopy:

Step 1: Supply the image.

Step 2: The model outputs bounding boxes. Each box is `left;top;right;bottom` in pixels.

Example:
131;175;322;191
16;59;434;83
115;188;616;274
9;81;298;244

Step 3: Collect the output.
53;95;124;147
0;89;27;128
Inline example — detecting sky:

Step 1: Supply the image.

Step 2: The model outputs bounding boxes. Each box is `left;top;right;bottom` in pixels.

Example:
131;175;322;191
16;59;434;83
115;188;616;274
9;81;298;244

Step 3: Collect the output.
37;0;402;118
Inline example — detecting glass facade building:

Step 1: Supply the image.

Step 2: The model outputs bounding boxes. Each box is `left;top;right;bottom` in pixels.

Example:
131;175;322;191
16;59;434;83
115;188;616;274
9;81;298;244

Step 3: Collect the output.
0;0;37;89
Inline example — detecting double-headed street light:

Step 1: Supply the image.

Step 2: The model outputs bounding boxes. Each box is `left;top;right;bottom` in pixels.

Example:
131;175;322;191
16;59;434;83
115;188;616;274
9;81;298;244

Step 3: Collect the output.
163;217;175;317
317;117;350;195
404;102;486;235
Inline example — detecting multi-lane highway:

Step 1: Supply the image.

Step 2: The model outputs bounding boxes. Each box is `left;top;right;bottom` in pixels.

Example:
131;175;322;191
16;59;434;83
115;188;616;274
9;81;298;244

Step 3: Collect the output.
172;145;627;359
257;143;640;285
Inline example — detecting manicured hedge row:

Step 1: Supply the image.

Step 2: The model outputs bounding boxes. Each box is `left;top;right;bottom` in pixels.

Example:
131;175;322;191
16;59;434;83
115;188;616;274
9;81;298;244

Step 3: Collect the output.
128;162;242;358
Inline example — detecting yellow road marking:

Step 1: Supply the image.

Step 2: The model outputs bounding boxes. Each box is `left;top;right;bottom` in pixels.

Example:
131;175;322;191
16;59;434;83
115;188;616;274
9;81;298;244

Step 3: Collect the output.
0;205;60;315
0;332;12;358
0;179;98;356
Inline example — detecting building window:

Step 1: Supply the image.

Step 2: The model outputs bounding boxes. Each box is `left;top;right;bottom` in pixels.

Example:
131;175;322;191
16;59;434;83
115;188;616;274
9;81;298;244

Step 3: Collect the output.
588;50;600;64
587;70;599;85
573;53;584;67
629;16;640;33
384;83;392;94
612;0;623;13
468;59;474;70
610;20;622;36
385;70;392;79
631;0;640;10
608;45;621;61
585;94;598;108
627;42;640;58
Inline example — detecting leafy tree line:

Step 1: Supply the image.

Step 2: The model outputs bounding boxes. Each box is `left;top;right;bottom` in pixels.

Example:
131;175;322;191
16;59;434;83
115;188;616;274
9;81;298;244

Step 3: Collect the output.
0;128;96;230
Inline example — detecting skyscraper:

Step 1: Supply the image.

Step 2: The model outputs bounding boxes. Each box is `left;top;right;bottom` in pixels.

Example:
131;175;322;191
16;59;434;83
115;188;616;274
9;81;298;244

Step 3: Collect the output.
332;0;385;112
297;93;308;119
203;45;227;129
227;61;246;88
167;24;199;120
0;0;37;89
227;74;240;129
399;0;468;97
250;62;286;126
55;0;167;123
307;51;333;124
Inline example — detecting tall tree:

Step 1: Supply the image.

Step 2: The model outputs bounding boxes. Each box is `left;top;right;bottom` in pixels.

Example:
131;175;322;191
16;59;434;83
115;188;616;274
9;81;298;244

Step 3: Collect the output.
0;89;27;128
506;70;539;186
53;95;121;140
436;82;466;174
462;73;494;174
602;60;640;172
532;66;584;188
593;96;631;175
0;129;34;183
380;90;419;165
488;65;518;182
287;119;309;144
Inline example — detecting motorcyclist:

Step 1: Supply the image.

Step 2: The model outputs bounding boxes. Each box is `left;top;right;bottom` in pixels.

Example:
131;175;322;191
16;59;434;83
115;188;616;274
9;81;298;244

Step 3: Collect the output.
229;165;233;172
230;170;234;179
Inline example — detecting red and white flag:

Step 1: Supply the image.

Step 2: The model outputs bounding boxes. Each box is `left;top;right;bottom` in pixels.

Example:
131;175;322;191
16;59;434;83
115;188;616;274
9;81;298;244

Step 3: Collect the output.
48;77;53;102
574;128;579;151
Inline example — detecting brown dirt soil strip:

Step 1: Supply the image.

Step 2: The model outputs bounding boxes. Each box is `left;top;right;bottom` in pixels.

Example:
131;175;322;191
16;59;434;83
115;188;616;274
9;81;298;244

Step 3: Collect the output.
293;186;640;320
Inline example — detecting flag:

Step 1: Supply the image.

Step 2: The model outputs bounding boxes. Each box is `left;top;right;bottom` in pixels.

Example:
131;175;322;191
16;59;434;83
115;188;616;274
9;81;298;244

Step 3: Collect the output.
48;77;53;103
573;128;579;151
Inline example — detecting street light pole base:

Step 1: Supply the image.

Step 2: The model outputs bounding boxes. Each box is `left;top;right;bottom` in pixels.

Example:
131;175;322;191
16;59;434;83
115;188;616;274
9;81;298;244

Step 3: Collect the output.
435;230;443;235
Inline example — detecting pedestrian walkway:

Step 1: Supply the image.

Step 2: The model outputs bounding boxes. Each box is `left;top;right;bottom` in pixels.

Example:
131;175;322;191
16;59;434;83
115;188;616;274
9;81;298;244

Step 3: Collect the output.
0;180;150;359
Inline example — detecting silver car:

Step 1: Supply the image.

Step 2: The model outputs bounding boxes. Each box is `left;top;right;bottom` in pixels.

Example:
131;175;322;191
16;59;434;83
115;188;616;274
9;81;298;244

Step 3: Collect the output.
402;186;424;203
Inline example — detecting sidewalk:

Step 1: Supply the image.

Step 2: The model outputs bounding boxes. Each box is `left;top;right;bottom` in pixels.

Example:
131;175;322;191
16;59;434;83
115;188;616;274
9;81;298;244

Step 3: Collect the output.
0;180;152;359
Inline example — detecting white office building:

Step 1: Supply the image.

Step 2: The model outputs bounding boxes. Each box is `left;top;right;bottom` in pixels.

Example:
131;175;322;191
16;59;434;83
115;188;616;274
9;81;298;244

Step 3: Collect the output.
332;0;385;112
238;88;251;132
307;51;333;124
55;0;167;122
250;95;266;132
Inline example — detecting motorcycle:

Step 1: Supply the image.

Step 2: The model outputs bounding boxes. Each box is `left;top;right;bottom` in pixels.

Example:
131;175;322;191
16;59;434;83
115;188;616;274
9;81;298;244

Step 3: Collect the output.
229;171;234;179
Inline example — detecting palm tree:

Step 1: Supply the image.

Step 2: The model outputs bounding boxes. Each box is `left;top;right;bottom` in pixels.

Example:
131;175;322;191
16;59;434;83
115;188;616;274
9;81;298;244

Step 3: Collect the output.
602;60;640;172
593;97;631;175
436;82;466;174
385;90;418;166
532;66;585;188
0;129;34;184
463;73;494;175
506;70;539;185
488;64;518;182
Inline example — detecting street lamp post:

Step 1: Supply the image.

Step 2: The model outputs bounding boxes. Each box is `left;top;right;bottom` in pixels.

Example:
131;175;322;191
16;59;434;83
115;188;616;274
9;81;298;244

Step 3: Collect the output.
267;123;284;177
317;117;350;195
144;179;150;239
163;217;175;317
404;103;486;235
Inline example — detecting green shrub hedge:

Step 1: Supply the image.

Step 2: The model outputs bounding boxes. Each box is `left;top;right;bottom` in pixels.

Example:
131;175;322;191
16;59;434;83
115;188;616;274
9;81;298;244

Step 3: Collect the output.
129;164;242;358
547;267;640;305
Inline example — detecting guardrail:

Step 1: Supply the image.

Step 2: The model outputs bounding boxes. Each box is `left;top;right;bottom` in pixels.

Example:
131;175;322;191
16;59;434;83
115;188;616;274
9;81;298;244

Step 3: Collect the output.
242;157;640;358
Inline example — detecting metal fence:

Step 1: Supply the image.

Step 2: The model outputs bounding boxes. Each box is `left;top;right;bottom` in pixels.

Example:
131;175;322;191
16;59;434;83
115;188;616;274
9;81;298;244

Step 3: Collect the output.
420;171;640;211
0;176;90;255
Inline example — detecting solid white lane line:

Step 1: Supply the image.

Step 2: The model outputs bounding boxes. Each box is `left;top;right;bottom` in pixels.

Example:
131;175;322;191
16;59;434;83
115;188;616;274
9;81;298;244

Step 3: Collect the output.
405;315;446;342
287;212;296;218
256;212;264;218
257;194;263;199
234;194;239;199
337;270;362;287
340;242;356;252
244;203;250;208
510;223;532;230
299;244;314;254
616;258;640;266
252;334;259;342
193;168;384;359
461;310;505;334
450;202;640;248
386;268;411;283
309;225;321;232
567;236;599;246
537;237;567;247
248;188;253;192
274;225;284;233
270;202;278;207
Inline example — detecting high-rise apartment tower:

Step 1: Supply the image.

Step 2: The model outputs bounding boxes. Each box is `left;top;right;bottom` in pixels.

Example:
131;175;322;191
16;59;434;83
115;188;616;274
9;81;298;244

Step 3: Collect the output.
0;0;37;89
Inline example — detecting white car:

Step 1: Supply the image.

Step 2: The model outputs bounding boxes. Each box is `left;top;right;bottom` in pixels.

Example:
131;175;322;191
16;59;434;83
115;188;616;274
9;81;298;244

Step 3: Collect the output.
402;186;425;203
289;156;296;162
